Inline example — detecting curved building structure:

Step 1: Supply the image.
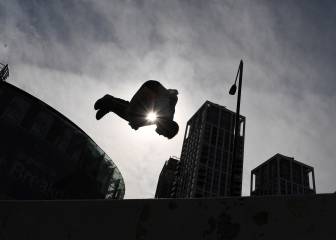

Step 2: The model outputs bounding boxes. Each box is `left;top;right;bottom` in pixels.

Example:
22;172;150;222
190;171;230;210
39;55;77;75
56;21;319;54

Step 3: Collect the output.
0;81;125;199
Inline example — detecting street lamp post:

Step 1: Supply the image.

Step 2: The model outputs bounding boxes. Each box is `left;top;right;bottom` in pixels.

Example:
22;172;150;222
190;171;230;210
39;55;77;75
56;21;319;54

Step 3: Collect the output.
229;59;243;195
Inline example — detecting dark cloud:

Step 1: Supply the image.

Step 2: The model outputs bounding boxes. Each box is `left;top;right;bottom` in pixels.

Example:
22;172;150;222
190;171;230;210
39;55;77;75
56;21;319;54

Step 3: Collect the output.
262;1;336;96
17;0;115;43
2;0;118;73
3;0;336;95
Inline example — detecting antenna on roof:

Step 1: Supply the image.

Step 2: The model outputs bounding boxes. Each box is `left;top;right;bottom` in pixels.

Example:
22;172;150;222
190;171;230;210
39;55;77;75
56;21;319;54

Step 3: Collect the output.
0;63;9;82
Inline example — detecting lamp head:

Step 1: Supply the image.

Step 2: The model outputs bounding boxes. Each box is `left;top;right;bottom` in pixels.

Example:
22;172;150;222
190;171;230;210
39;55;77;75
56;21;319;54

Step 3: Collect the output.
229;84;237;95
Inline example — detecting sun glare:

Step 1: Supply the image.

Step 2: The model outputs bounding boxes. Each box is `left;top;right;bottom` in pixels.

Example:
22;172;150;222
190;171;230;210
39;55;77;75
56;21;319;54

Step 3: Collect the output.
146;112;157;122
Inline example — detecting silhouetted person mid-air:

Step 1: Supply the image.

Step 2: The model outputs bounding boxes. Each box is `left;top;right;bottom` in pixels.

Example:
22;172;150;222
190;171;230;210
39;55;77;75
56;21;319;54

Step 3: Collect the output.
94;80;179;139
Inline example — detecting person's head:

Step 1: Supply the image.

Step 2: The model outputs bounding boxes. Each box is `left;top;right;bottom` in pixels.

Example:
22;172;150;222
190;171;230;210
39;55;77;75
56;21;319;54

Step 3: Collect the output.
155;119;179;139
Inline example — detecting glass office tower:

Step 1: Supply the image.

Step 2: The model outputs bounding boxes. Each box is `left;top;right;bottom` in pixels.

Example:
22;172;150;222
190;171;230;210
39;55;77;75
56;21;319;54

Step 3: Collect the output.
0;81;125;199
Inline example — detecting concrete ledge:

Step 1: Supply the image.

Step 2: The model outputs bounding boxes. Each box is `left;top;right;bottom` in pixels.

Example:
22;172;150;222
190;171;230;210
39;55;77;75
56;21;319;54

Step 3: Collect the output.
0;194;335;239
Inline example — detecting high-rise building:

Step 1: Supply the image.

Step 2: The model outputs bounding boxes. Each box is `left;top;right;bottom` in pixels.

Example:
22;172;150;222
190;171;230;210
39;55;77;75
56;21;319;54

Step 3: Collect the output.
176;101;245;198
155;157;179;198
250;153;316;196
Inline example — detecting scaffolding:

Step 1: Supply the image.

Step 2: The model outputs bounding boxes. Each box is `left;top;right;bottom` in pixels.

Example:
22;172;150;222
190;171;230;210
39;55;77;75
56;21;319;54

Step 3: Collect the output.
0;63;9;82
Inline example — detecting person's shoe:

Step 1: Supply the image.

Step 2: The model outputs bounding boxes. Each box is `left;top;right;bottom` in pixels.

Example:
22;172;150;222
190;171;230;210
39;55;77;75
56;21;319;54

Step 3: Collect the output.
94;94;114;110
94;95;115;120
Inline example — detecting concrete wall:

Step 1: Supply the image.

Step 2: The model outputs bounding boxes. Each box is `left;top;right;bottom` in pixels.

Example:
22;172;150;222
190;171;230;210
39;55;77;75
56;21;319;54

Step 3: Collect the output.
0;194;335;239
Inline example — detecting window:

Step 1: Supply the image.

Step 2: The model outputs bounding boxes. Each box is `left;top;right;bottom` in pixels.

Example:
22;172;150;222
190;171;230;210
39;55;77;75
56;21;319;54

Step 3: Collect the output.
308;171;314;190
211;126;217;145
280;180;286;194
287;182;292;194
292;164;302;184
220;111;232;130
206;106;219;124
200;156;208;164
195;193;203;198
185;124;191;139
217;129;224;147
224;132;230;149
201;145;209;158
215;158;220;169
205;182;211;191
251;173;256;192
280;159;290;180
209;146;215;159
204;124;211;142
239;119;244;136
208;158;214;167
197;179;205;188
293;184;298;194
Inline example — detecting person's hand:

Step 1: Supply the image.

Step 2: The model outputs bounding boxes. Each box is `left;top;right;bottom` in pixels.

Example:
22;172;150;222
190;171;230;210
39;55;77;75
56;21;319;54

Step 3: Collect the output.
94;94;115;120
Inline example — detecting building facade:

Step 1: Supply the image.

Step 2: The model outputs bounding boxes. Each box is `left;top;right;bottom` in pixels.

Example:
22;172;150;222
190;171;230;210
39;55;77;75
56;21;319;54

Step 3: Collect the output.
155;157;179;198
176;101;245;198
0;81;125;199
250;153;316;196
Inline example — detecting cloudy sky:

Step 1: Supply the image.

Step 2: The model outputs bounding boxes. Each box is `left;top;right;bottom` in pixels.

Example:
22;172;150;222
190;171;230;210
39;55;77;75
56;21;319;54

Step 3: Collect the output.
1;0;336;198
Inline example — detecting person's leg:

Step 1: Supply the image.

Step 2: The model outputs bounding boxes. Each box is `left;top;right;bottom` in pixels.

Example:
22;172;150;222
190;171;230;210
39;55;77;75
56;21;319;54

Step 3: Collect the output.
94;95;130;121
